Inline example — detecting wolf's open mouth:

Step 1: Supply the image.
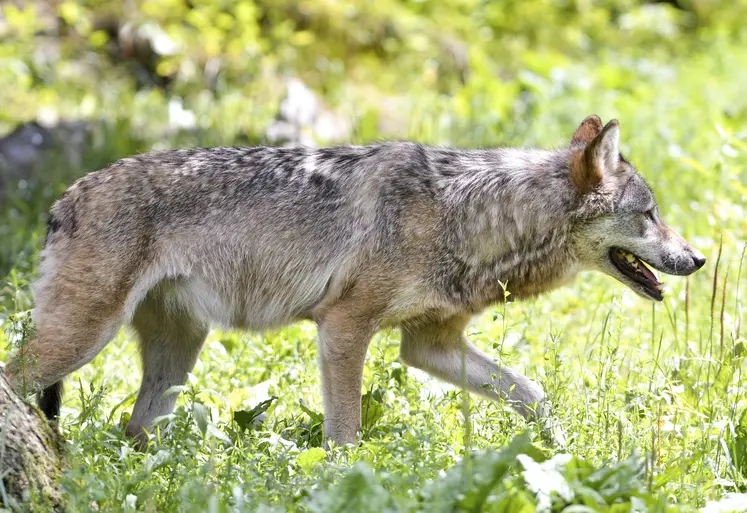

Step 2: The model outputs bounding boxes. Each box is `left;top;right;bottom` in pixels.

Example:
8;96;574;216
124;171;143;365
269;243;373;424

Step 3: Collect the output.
609;248;664;301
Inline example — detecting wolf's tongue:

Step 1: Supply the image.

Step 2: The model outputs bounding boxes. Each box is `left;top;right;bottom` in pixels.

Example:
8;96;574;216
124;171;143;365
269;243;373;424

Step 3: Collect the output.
637;261;661;286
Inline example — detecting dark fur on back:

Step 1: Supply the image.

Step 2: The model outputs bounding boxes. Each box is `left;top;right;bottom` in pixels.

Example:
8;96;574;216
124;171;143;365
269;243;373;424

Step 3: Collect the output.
44;213;61;247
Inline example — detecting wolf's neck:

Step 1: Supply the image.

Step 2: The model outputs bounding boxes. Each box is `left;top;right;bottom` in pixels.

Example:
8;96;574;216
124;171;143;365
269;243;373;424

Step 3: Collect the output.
436;147;580;303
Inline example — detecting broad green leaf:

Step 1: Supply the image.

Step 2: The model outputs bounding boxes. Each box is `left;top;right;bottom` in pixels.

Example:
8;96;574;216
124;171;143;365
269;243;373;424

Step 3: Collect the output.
361;392;384;431
193;402;209;436
233;396;277;431
297;447;327;474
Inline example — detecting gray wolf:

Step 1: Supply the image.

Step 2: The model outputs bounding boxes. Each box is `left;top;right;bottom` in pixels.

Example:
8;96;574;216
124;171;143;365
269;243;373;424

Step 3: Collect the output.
5;115;706;446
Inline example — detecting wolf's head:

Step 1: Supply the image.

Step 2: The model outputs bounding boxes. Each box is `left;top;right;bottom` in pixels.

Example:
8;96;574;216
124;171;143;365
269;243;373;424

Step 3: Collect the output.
568;115;706;301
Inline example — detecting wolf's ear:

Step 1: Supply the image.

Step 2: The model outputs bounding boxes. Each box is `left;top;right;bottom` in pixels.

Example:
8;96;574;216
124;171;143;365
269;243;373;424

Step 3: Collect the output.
571;119;620;193
570;115;603;146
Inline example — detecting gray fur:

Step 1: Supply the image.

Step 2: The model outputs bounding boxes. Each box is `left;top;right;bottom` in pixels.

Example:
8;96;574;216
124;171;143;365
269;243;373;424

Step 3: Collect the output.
5;116;705;447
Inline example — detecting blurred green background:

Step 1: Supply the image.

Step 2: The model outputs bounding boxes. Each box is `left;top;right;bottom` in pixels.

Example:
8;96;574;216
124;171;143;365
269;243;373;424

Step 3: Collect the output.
2;2;747;510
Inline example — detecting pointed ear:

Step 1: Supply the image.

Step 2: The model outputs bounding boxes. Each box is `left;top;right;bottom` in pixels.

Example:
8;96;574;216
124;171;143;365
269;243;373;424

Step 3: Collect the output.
571;119;620;193
570;115;603;147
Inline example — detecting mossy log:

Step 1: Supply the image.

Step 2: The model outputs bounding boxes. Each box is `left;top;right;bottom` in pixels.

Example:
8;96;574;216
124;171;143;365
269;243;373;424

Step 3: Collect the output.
0;374;63;509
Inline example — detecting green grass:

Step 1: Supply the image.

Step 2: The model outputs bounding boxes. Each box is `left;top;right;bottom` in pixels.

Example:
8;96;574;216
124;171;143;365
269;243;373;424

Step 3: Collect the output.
2;1;747;511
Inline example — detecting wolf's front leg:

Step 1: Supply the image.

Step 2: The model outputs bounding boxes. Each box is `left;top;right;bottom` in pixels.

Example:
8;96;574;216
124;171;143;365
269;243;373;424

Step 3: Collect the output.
400;316;565;445
316;311;375;446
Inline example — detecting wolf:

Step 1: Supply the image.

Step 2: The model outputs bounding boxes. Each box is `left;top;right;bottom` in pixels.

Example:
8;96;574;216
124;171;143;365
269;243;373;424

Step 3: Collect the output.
5;115;705;446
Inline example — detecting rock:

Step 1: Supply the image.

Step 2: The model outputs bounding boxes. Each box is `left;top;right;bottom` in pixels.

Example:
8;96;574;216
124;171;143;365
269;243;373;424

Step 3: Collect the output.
0;123;56;177
0;120;92;199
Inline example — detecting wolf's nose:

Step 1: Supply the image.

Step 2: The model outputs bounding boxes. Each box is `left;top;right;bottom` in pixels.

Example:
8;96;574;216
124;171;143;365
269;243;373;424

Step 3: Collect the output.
692;253;706;269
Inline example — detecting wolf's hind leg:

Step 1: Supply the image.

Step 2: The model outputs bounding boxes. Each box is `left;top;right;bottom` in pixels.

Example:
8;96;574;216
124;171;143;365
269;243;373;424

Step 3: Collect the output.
126;287;208;445
399;316;548;421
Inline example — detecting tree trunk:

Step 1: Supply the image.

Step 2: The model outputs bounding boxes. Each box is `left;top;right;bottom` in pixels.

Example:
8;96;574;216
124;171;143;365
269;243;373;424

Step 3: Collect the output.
0;374;62;509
